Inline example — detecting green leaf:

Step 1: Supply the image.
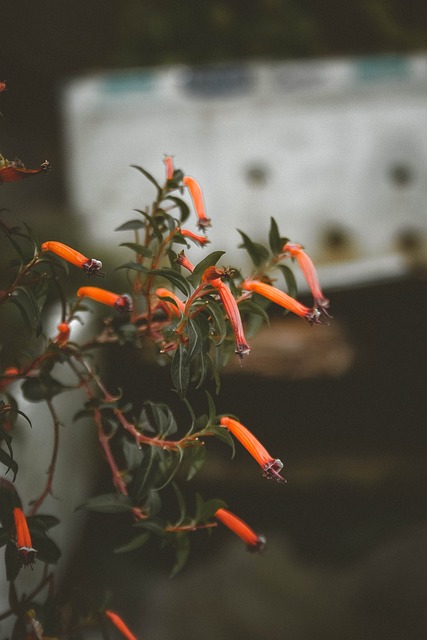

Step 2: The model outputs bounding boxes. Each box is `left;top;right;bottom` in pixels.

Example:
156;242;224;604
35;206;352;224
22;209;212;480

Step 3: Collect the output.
150;268;191;296
238;299;270;325
198;497;227;522
204;298;227;345
277;264;298;299
21;375;67;402
32;531;61;564
186;445;207;481
268;217;288;255
188;251;226;287
164;195;190;223
131;165;162;198
171;344;190;399
119;242;153;258
115;219;146;231
170;532;190;577
0;526;11;548
0;448;18;481
186;318;203;364
114;532;150;554
144;402;178;437
133;446;160;501
237;230;270;268
77;493;133;513
27;515;60;533
114;262;148;273
211;424;236;458
9;286;42;335
172;483;186;526
5;541;20;581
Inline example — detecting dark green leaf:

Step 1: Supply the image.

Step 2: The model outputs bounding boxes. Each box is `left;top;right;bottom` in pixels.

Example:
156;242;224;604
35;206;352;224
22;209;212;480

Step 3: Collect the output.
150;268;191;296
237;230;270;268
204;298;227;345
170;532;190;577
268;217;288;255
0;526;11;548
114;262;148;273
211;424;236;458
198;497;227;522
115;219;146;231
133;446;160;501
22;375;67;402
9;286;42;335
5;541;20;581
186;445;207;481
188;251;226;287
186;318;203;364
119;242;153;258
27;515;60;533
0;448;18;481
171;344;190;399
32;531;61;564
277;264;298;299
172;483;186;526
114;532;150;554
131;165;162;197
164;195;190;224
77;493;133;513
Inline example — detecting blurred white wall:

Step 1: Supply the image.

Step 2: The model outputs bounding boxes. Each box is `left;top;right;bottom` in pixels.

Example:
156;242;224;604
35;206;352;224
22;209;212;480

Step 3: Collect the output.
62;55;427;286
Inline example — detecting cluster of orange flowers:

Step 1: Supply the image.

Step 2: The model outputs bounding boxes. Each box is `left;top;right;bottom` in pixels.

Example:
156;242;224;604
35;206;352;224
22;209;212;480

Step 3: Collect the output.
0;147;330;639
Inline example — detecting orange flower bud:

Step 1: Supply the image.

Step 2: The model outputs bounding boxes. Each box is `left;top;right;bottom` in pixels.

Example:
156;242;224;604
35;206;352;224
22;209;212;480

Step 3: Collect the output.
215;508;266;552
282;242;330;316
55;322;70;346
105;610;138;640
13;507;36;567
242;279;321;324
220;416;285;482
41;241;103;275
176;251;195;273
0;159;50;185
77;286;132;312
164;155;174;180
0;81;6;92
183;175;211;230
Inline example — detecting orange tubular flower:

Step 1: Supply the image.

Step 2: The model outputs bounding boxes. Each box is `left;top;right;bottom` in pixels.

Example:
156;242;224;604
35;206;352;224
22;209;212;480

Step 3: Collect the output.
215;508;266;553
13;507;37;567
164;155;174;180
242;279;321;325
282;242;330;316
176;251;195;273
41;241;103;276
155;287;185;317
183;175;211;230
77;286;133;312
0;159;50;185
203;268;250;359
0;82;6;92
105;610;138;640
220;416;285;482
179;228;210;246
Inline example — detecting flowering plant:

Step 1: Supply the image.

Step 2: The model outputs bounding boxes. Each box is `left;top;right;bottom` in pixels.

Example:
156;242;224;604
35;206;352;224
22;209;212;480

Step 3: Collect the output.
0;83;329;638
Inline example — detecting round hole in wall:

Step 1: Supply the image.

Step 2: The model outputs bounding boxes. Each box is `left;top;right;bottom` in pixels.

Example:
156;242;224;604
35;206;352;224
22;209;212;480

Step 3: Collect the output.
322;226;350;251
395;227;423;253
244;164;269;187
388;163;415;188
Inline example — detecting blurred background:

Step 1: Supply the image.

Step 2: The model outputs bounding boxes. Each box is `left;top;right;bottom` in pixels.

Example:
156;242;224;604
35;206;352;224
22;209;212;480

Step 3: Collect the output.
1;1;427;638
